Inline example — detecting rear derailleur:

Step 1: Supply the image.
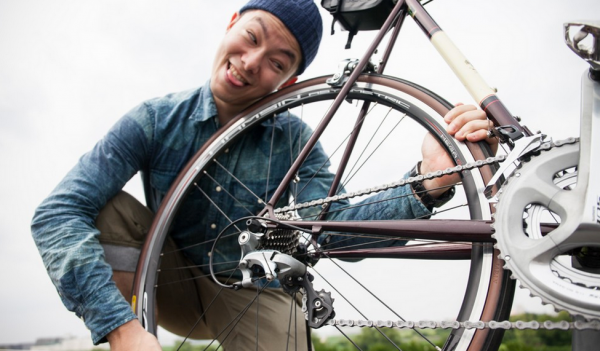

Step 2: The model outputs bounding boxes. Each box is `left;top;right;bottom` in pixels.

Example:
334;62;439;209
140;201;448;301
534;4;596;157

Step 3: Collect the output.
233;219;335;328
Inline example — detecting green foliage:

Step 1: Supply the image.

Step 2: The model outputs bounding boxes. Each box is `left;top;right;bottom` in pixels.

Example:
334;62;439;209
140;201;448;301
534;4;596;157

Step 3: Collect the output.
499;311;572;351
312;328;450;351
162;340;220;351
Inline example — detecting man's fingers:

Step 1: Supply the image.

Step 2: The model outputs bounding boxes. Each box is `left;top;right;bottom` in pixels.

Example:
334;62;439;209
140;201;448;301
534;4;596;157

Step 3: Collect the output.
444;104;476;124
464;129;489;142
454;119;494;141
446;109;487;135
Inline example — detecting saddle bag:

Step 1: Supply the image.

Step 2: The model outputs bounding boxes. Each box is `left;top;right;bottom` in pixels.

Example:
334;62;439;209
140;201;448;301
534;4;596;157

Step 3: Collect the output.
321;0;398;48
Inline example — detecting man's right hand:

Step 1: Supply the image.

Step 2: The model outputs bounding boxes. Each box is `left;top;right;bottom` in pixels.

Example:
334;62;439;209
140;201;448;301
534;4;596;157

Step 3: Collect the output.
106;319;162;351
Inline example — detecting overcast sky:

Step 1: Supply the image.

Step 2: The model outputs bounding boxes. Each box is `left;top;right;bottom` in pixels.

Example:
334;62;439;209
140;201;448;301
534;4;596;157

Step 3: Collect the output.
1;0;598;346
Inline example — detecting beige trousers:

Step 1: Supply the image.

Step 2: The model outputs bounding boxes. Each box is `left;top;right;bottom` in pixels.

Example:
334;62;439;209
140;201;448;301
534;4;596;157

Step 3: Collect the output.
96;191;309;350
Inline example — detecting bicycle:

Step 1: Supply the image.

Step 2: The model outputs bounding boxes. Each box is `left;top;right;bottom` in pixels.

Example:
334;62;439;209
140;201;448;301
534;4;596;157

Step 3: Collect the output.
131;0;600;350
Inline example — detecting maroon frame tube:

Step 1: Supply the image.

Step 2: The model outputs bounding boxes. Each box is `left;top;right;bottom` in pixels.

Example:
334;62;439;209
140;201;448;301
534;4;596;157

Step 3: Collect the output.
316;100;371;220
324;242;472;260
377;7;407;74
285;219;496;243
280;219;557;246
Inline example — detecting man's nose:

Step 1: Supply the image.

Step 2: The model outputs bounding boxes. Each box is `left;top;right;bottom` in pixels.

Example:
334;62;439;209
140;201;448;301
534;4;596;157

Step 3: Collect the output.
241;49;262;74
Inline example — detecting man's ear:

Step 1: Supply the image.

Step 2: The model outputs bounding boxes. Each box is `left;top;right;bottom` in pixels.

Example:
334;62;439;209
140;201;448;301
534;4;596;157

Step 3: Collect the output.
278;77;298;90
227;12;240;31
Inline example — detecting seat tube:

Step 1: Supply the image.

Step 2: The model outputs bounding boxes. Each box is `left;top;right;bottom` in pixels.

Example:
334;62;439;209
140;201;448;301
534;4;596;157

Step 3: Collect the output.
573;70;600;231
405;0;527;136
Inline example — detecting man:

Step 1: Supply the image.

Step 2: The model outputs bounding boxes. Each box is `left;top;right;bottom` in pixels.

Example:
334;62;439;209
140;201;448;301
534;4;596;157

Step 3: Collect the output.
31;0;494;350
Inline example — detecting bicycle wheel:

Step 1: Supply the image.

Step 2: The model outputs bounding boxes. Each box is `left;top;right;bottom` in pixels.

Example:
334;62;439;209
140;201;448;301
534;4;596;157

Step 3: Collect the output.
133;74;514;351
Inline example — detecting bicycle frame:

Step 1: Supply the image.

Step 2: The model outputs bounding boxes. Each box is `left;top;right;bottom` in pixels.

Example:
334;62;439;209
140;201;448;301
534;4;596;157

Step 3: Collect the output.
258;0;538;248
255;0;600;256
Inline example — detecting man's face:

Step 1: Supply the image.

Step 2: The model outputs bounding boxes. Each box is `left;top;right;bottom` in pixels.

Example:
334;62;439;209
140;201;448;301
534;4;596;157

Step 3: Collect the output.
210;10;301;114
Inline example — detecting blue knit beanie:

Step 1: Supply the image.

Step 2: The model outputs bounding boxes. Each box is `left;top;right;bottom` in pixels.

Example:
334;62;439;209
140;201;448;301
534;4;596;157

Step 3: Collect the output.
240;0;323;75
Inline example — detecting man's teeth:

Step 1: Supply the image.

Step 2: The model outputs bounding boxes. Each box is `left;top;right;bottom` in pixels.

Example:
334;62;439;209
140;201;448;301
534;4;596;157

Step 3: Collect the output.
230;65;247;84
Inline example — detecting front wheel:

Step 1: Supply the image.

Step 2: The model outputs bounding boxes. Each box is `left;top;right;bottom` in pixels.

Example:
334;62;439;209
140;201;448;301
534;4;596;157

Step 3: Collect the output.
133;74;514;351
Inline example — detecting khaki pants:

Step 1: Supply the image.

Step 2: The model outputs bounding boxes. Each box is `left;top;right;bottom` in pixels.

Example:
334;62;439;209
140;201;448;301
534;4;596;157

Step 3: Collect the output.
96;191;309;350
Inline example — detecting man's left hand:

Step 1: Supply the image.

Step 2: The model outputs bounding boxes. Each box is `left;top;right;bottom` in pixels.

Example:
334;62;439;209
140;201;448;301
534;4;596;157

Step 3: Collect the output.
419;104;497;198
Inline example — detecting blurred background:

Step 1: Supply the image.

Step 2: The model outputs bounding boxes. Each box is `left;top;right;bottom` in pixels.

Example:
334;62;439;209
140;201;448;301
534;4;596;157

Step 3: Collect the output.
0;0;598;346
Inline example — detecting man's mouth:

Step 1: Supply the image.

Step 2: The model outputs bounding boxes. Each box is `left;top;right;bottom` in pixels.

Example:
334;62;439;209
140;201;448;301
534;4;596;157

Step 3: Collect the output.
227;62;248;87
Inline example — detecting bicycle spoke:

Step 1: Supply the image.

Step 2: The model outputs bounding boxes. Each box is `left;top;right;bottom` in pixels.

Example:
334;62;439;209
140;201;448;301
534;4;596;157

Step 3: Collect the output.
336;325;365;351
340;108;405;190
286;293;295;351
175;270;239;351
157;267;238;287
255;287;260;351
322;252;440;349
312;267;404;351
210;281;273;350
212;159;264;206
194;183;242;232
200;171;256;217
292;102;378;204
265;117;276;204
304;184;455;220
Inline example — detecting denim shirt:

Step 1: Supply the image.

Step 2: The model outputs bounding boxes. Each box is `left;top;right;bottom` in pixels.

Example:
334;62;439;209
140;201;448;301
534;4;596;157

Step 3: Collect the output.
31;80;431;344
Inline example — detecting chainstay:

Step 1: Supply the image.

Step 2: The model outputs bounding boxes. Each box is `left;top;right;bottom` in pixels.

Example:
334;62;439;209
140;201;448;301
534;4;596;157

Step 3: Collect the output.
324;318;600;330
275;154;508;214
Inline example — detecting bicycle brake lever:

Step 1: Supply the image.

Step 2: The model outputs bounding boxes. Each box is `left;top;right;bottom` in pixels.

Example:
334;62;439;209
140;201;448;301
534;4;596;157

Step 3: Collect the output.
484;134;544;199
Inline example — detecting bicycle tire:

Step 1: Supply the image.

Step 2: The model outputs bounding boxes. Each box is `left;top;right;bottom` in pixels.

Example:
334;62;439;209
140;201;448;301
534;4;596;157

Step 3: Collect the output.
132;74;514;351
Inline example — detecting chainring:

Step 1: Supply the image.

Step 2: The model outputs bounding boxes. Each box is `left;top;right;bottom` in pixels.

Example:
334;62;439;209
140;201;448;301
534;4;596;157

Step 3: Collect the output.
493;140;600;320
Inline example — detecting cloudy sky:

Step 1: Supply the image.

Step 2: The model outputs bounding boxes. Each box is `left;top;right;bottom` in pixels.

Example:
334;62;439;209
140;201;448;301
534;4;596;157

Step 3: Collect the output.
1;0;598;346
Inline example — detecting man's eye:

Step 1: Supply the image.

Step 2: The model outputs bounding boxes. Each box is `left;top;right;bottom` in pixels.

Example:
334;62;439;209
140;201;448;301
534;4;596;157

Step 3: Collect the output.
247;30;257;44
272;61;283;71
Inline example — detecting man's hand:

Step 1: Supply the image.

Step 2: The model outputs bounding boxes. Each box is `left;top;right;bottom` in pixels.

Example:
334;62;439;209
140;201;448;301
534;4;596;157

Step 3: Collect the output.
106;319;162;351
419;104;497;198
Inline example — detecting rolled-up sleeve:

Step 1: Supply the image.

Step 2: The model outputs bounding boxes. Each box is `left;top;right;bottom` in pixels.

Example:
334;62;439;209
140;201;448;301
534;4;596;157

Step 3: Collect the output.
31;102;154;344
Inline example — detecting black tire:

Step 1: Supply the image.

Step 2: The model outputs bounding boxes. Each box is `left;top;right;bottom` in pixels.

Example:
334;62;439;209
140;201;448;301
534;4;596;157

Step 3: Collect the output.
133;74;514;351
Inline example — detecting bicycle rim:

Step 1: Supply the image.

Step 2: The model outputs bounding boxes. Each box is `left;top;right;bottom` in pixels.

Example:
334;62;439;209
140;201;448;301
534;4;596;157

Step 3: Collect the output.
133;74;514;351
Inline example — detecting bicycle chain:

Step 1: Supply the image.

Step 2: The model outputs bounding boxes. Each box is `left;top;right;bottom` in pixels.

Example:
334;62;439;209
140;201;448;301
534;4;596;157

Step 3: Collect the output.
277;137;580;216
275;154;508;214
323;318;600;330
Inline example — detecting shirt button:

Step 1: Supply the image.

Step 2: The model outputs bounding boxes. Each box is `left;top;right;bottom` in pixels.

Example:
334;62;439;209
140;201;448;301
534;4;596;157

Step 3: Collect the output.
224;149;229;153
215;186;222;192
211;223;217;229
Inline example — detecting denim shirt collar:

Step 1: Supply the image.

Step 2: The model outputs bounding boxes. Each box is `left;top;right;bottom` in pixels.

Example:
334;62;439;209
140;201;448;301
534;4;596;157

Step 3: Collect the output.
191;80;283;131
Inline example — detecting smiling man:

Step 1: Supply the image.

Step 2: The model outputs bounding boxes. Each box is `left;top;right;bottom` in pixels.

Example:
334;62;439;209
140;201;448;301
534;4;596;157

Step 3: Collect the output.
210;9;304;124
31;0;494;350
